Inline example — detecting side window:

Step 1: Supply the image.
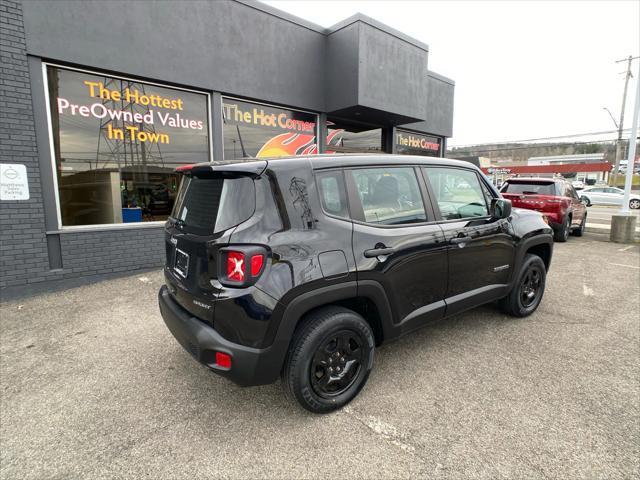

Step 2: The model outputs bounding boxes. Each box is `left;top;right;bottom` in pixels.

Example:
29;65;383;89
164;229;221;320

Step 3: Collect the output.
349;167;427;225
563;183;578;199
568;185;579;199
424;167;489;220
316;171;349;218
480;180;495;207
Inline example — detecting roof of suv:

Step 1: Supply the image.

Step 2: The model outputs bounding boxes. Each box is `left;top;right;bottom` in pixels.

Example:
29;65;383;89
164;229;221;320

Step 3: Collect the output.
504;177;564;184
203;154;478;171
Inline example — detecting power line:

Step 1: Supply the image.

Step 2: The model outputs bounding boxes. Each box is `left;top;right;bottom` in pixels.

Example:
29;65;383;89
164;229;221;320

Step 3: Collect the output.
448;138;620;154
450;129;631;149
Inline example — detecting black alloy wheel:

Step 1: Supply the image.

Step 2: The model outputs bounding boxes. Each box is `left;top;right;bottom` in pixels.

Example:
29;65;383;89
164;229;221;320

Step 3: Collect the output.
282;306;375;413
519;265;542;309
310;330;364;398
499;253;547;317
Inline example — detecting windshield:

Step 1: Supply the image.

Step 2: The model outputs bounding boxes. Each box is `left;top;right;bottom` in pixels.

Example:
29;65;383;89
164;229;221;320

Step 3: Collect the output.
170;175;255;235
502;182;557;195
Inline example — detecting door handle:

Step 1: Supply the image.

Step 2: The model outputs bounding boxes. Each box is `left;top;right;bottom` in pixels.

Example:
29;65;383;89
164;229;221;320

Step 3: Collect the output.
450;235;471;245
364;247;395;258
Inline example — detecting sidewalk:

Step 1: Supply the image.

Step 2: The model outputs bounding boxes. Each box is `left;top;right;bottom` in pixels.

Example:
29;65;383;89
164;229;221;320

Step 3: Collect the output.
584;205;640;237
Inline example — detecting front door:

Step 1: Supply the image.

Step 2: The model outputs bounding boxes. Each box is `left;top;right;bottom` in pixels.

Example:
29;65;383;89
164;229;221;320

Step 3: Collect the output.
603;187;624;206
422;166;516;316
346;166;448;337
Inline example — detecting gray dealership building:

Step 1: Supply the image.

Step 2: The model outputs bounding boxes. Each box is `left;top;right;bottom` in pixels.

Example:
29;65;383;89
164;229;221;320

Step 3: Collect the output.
0;0;454;293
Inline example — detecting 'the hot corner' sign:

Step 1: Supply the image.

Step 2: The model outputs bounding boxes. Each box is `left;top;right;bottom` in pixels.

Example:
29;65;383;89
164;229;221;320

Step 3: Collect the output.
0;164;30;201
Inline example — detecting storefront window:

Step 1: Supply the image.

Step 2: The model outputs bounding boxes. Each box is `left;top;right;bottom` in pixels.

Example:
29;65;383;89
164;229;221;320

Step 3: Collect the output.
46;65;210;227
222;98;318;159
395;129;442;157
326;123;382;153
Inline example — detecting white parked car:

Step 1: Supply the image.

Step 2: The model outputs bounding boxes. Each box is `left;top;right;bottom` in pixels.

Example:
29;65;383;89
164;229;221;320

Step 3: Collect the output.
579;187;640;209
571;180;585;190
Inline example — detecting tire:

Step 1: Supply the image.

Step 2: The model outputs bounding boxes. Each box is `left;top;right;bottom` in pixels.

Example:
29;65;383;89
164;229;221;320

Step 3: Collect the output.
630;199;640;209
282;306;375;414
499;254;546;317
581;196;591;207
573;213;586;237
554;215;571;242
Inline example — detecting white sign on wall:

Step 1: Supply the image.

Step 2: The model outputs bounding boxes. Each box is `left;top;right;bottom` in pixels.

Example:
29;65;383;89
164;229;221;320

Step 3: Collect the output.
0;164;30;201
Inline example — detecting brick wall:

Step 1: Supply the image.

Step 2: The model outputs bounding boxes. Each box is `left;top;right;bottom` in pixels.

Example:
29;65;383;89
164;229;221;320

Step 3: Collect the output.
59;229;165;278
0;0;54;289
0;0;165;292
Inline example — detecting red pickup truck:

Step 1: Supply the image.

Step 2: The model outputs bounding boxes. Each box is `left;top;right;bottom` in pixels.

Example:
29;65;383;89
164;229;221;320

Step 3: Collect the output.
500;177;587;242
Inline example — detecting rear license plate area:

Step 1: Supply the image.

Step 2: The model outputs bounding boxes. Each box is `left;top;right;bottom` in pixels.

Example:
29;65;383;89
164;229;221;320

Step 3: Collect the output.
174;248;189;278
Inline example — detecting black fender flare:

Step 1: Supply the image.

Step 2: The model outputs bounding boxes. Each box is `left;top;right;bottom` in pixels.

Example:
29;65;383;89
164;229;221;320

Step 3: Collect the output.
257;280;393;384
512;233;554;284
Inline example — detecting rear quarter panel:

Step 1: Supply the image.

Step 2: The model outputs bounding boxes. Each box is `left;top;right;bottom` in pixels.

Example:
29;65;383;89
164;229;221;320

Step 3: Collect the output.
228;159;357;347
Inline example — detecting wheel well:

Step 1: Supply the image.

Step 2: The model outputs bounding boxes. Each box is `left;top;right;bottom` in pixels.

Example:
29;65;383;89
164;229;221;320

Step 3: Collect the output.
298;297;385;346
333;297;384;345
526;243;551;270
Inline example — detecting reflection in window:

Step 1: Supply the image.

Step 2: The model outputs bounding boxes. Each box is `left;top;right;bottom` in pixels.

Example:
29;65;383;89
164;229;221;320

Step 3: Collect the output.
326;123;382;154
317;171;348;218
395;129;442;157
47;66;210;227
425;168;488;220
222;99;318;159
351;168;426;225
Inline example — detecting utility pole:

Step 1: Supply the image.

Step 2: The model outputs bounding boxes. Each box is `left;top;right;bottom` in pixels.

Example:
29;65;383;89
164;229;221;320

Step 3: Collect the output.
612;55;639;186
620;71;639;214
610;61;639;243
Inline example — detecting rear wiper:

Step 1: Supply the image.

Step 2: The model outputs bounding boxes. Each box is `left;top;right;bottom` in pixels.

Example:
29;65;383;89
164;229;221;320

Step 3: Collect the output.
174;219;186;230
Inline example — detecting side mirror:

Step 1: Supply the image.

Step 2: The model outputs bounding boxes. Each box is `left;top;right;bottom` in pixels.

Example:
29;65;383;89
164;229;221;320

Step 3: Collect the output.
491;198;512;219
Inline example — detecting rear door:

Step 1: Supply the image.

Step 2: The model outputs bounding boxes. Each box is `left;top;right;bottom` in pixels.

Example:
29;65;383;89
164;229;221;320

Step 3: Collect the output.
585;188;605;204
347;165;447;335
423;166;516;315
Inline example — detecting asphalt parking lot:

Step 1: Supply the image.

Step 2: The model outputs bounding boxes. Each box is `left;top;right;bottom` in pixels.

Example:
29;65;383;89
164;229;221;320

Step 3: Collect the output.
1;234;639;479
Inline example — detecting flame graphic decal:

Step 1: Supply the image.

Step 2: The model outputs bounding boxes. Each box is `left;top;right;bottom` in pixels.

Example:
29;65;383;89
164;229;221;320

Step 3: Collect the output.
255;129;346;158
256;132;316;158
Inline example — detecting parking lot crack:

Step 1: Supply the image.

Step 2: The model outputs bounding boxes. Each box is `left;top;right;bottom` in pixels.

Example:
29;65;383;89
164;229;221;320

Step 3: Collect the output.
341;406;419;455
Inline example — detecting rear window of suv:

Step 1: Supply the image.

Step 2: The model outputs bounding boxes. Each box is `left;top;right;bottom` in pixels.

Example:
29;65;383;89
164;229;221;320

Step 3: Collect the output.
171;176;255;235
501;181;557;195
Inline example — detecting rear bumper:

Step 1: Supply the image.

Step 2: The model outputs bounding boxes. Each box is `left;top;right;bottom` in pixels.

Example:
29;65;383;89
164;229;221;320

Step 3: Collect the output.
158;285;283;387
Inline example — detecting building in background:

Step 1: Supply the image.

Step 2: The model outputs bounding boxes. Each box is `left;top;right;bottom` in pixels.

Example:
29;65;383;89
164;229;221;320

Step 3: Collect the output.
0;0;455;291
477;153;612;186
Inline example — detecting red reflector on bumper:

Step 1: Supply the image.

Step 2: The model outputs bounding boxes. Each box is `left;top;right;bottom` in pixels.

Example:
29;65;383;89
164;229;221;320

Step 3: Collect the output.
215;351;232;369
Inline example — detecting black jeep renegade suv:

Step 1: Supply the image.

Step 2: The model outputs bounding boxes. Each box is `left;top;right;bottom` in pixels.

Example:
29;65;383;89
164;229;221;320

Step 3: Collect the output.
159;155;553;413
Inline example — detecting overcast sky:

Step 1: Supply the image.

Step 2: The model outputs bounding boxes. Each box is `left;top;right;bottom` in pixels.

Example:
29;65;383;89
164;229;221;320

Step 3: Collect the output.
263;0;639;147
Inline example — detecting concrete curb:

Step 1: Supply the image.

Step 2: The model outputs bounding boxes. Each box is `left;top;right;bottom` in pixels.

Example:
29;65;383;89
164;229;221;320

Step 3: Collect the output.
585;223;640;241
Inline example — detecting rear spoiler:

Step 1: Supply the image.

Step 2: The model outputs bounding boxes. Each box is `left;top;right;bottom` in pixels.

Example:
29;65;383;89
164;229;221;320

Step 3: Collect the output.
176;160;267;179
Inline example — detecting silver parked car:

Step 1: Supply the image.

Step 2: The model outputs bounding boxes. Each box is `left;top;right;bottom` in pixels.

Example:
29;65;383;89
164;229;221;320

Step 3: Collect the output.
580;187;640;209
